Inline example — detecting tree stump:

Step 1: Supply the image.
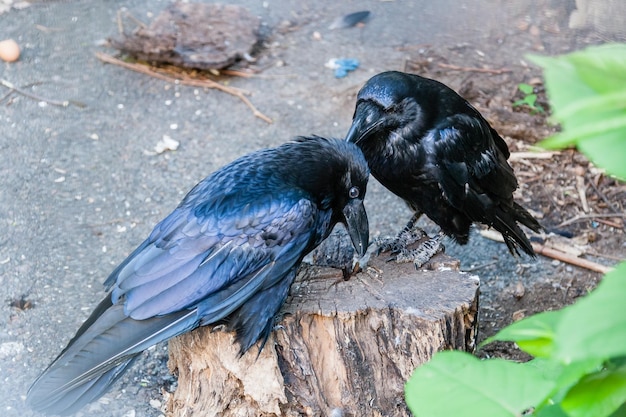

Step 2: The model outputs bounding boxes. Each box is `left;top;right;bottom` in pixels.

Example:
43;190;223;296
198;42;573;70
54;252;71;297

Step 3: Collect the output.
166;253;479;417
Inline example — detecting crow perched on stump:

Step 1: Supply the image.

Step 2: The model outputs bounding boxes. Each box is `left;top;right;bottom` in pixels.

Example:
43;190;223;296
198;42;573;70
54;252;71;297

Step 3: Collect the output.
27;136;370;415
346;71;541;267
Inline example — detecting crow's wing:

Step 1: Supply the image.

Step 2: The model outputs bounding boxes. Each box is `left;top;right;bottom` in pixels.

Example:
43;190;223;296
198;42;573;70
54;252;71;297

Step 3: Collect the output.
108;191;317;320
425;113;517;217
426;113;539;255
27;192;319;415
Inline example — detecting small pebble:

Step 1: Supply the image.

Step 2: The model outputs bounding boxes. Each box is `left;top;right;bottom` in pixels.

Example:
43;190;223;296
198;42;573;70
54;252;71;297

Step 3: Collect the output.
0;39;20;62
513;282;525;299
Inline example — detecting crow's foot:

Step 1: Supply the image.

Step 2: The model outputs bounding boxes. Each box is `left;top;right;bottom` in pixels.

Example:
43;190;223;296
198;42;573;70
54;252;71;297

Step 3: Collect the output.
374;213;426;255
390;232;445;269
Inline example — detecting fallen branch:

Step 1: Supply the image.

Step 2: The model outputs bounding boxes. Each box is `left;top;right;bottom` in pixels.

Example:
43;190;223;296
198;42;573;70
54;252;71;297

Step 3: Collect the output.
508;151;559;161
576;175;589;213
437;63;512;74
557;212;626;228
587;173;621;214
594;218;624;229
0;79;85;108
95;52;272;124
531;242;612;274
479;229;613;274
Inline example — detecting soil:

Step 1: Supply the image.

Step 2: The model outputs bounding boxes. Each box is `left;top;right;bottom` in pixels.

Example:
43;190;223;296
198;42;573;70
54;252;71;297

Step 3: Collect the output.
0;0;625;416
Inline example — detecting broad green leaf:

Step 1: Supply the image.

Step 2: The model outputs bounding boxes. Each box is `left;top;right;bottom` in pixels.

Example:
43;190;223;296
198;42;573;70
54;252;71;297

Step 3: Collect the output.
530;44;626;181
561;366;626;417
534;403;570;417
528;357;604;405
554;262;626;364
405;351;554;417
552;90;626;121
609;401;626;417
578;129;626;181
527;54;595;115
483;310;562;357
518;83;534;95
566;44;626;94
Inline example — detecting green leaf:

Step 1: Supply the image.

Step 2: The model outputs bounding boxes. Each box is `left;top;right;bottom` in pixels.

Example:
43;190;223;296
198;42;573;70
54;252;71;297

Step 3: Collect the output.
518;83;534;94
561;366;626;417
566;44;626;94
534;403;570;417
539;113;626;149
529;44;626;181
527;54;595;119
554;262;626;364
577;128;626;181
483;310;562;357
552;89;626;121
528;357;604;406
609;401;626;417
405;351;554;417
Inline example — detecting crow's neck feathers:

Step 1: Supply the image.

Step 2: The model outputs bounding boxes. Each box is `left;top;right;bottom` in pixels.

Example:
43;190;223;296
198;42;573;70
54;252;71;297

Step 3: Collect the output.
185;137;367;226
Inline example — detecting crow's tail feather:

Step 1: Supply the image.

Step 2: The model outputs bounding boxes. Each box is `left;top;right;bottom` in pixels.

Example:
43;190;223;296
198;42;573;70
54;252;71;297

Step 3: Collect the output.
494;203;542;257
26;297;198;416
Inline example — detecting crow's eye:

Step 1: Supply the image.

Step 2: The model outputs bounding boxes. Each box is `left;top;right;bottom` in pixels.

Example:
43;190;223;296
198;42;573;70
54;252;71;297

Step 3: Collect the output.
348;186;360;199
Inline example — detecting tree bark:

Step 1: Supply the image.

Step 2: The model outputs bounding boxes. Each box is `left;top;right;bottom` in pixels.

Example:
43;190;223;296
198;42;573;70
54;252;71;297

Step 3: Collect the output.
166;253;479;417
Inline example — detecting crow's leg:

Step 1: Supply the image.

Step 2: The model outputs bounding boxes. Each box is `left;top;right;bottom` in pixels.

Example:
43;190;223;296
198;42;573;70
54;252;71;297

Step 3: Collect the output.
392;231;445;269
375;212;425;254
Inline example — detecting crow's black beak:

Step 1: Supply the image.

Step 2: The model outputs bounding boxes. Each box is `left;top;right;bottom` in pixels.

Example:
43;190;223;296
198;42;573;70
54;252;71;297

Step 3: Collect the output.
345;102;384;144
342;198;369;257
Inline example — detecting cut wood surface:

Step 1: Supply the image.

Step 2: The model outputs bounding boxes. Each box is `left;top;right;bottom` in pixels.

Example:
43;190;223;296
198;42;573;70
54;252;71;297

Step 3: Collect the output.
166;253;479;417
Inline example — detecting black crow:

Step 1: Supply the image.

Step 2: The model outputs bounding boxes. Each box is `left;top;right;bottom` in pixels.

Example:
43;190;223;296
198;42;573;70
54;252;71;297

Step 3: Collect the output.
345;71;541;267
27;136;369;415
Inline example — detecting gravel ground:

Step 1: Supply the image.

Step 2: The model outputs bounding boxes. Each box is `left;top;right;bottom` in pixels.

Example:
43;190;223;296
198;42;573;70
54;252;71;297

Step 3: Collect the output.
1;1;623;416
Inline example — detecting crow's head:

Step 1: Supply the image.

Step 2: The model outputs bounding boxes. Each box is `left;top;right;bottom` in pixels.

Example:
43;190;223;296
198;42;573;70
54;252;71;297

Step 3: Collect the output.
346;71;426;149
288;136;370;256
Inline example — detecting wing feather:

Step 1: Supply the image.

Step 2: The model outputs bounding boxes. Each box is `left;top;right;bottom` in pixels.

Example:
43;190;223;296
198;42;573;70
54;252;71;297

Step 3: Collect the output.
108;194;316;320
430;113;517;210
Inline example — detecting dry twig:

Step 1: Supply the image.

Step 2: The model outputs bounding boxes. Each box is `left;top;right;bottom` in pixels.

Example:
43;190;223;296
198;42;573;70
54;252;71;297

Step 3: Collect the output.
587;174;621;214
531;242;612;274
437;63;512;74
557;213;626;228
0;79;85;108
576;176;589;213
508;151;559;161
479;229;613;274
95;52;272;124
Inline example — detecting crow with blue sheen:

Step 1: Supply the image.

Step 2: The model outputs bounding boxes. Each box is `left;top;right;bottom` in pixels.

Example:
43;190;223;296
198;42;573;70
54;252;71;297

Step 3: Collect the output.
27;136;370;416
346;71;541;268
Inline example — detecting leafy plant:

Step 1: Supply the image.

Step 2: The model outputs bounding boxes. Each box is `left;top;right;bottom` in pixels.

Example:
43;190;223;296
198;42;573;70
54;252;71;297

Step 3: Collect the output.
513;83;545;113
531;43;626;181
405;43;626;417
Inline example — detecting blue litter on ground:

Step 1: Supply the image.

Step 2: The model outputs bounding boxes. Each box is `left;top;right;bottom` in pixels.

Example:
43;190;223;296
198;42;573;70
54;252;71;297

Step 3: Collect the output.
327;58;360;78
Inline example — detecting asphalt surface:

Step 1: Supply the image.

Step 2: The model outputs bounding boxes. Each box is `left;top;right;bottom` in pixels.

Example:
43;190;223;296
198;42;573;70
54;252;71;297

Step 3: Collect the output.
0;1;607;416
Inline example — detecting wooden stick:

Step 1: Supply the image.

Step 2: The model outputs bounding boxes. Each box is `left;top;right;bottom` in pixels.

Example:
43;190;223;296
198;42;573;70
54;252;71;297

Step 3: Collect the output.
557;213;626;228
531;242;612;274
437;62;512;74
95;52;272;124
576;176;589;213
0;78;85;108
587;174;621;214
585;250;625;262
479;229;613;274
595;218;624;229
508;151;559;161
